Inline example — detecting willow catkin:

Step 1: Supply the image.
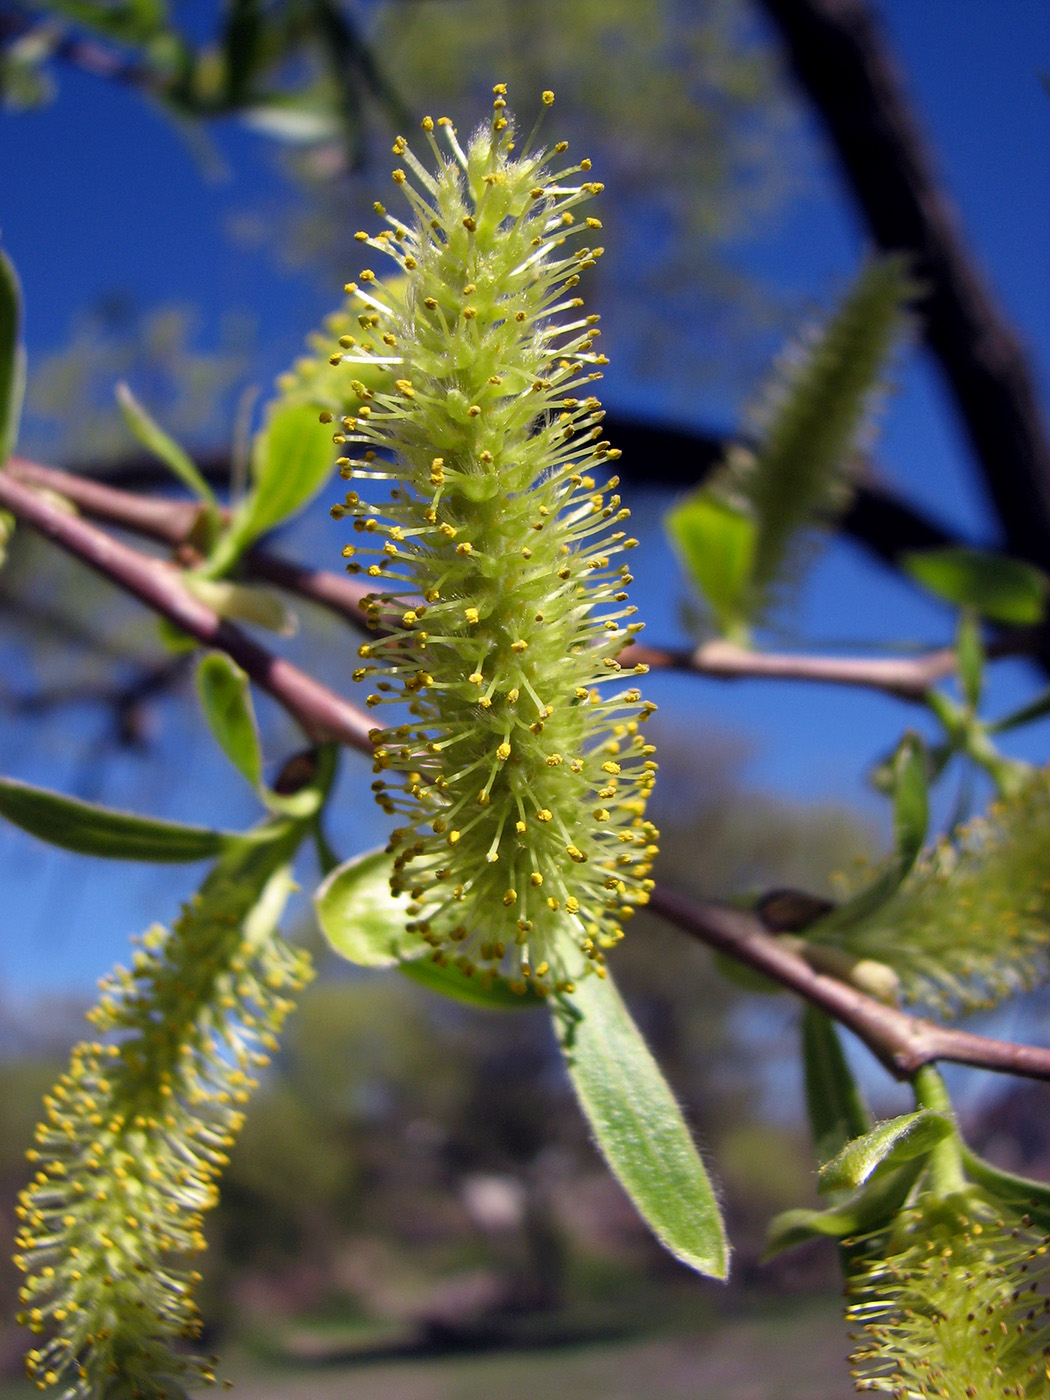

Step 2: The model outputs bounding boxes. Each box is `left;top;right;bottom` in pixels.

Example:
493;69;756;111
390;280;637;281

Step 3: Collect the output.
329;88;658;995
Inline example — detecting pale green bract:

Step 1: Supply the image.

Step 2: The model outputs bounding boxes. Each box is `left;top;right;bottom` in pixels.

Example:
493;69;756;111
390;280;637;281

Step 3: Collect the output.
329;89;659;996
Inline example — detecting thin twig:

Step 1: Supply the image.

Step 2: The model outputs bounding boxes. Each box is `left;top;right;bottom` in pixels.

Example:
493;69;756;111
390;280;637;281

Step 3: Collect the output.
6;457;991;701
650;886;1050;1085
8;457;372;625
8;463;1050;1086
0;470;375;752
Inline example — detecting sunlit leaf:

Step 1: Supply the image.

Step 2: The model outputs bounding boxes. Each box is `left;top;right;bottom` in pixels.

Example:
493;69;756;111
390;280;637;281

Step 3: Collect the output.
665;489;755;640
818;1110;952;1194
196;652;262;789
554;971;728;1279
116;381;216;506
0;243;25;465
314;847;421;967
904;546;1049;625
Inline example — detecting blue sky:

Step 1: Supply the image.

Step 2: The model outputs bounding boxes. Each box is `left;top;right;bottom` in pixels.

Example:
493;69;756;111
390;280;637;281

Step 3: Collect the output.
0;1;1048;994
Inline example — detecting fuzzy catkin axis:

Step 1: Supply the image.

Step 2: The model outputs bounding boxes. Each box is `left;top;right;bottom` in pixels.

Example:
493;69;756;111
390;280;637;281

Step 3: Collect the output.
329;88;659;995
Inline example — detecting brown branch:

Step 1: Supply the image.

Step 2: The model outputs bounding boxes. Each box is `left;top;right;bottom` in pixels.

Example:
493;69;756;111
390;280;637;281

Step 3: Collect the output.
760;0;1050;568
0;470;375;753
8;462;1050;1087
9;458;1030;702
8;457;372;627
650;886;1050;1085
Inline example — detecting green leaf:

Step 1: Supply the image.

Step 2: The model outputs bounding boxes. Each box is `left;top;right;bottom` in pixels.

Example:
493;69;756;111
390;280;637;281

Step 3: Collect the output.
817;733;928;934
115;382;216;507
665;489;755;640
955;609;984;710
891;732;929;874
0;243;26;465
818;1110;953;1195
0;776;242;861
764;1157;927;1260
553;970;728;1279
209;400;335;571
183;576;297;634
801;1007;870;1167
987;686;1050;736
903;546;1049;625
763;1204;864;1256
400;956;545;1009
196;653;262;790
240;103;341;144
314;847;422;967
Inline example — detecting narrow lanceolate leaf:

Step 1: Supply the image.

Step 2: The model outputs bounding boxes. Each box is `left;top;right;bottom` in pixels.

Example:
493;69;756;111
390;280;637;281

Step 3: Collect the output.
16;822;313;1400
329;90;657;998
811;731;927;935
0;243;26;465
904;545;1050;625
0;775;242;861
811;767;1050;1016
801;1006;870;1168
817;1110;952;1194
554;970;728;1279
115;381;217;506
196;651;263;789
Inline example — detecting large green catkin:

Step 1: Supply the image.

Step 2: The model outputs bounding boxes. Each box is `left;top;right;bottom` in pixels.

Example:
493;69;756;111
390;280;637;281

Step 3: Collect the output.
328;88;659;995
845;1195;1050;1398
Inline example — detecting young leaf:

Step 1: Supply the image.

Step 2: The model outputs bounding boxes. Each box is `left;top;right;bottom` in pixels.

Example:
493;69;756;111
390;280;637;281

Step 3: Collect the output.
987;685;1050;736
184;575;297;634
196;652;263;790
817;1109;953;1194
955;609;984;710
400;956;545;1009
0;243;26;465
801;1006;870;1166
553;970;728;1279
903;546;1049;625
314;846;422;966
209;400;336;570
0;775;243;861
814;732;928;934
115;381;217;507
764;1158;927;1260
665;489;755;640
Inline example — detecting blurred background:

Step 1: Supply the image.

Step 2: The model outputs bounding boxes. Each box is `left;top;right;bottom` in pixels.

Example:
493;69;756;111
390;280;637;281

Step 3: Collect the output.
0;2;1049;1394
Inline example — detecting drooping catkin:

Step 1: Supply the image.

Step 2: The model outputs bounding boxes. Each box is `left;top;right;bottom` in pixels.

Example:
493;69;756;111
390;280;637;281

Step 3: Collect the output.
329;88;658;994
15;835;310;1399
